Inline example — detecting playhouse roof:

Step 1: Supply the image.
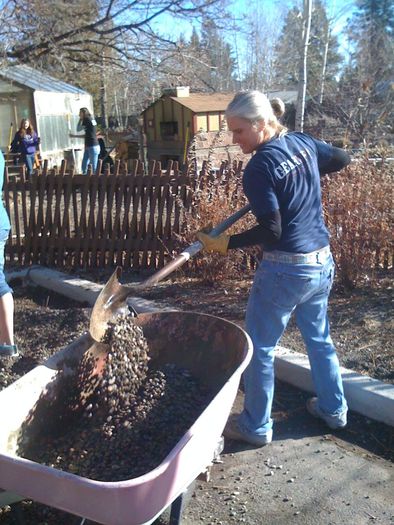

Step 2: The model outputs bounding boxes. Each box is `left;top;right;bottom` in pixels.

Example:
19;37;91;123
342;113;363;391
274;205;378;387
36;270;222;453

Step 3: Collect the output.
169;92;235;113
0;64;88;94
143;89;298;115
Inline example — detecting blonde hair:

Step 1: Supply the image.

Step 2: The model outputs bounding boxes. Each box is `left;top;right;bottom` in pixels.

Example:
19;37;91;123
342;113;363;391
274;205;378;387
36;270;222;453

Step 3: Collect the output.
270;98;286;119
226;90;287;135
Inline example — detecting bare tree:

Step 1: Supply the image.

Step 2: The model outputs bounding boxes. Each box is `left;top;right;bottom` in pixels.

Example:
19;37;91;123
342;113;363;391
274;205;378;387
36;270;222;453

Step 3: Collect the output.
0;0;224;66
318;2;354;104
0;0;229;126
295;0;313;131
318;20;330;104
273;0;342;103
237;1;286;91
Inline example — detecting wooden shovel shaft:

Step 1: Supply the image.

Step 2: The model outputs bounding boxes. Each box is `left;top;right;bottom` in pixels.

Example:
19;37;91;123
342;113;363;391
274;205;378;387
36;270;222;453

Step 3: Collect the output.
89;204;251;341
137;203;251;289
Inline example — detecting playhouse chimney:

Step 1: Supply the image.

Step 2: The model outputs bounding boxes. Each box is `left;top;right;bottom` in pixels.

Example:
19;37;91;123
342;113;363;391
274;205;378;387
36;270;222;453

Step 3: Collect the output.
162;86;190;97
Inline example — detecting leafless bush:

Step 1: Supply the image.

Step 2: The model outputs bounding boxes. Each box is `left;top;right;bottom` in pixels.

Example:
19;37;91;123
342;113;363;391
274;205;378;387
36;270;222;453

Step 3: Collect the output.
175;156;392;289
175;162;259;284
322;156;393;289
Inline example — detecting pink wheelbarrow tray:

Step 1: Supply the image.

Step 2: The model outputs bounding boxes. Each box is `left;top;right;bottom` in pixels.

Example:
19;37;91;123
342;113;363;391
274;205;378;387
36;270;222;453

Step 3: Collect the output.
0;311;252;525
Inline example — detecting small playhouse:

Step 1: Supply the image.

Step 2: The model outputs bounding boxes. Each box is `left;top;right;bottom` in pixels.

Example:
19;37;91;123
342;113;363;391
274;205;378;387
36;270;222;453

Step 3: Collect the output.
0;64;94;170
141;87;234;166
141;87;298;167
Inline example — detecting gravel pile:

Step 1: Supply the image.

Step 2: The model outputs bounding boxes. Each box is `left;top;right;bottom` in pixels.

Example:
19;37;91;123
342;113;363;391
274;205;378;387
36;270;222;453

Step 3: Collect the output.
17;313;210;481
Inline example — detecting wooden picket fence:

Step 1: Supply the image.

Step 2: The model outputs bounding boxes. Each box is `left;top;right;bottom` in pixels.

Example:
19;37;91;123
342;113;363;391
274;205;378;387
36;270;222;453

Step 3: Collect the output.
3;158;392;275
3;159;243;270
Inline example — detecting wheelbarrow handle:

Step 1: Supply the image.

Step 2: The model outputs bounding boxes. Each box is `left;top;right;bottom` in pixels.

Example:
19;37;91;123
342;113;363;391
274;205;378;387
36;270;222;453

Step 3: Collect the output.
138;203;251;288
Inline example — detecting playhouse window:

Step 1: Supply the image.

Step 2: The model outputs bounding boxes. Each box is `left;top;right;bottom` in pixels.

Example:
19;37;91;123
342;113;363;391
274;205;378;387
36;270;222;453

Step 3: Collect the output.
160;121;178;140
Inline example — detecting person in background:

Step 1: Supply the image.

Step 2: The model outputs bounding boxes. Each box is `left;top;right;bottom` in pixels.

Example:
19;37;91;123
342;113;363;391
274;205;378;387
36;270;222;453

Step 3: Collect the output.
70;108;100;174
10;119;40;176
197;90;351;446
0;151;17;357
97;133;114;173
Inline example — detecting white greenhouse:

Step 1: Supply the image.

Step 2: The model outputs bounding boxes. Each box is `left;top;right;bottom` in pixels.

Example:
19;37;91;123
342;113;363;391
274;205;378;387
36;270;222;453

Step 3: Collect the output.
0;64;94;170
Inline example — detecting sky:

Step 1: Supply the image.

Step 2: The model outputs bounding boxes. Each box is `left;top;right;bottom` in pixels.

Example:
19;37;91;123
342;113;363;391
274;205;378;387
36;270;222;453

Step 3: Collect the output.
153;0;357;58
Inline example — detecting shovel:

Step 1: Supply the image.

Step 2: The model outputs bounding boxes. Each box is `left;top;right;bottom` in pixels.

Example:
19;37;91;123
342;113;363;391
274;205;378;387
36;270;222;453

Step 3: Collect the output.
89;203;251;342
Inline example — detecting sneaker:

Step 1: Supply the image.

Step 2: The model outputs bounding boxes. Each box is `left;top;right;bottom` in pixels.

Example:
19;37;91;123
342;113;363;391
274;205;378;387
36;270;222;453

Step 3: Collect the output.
306;397;347;429
0;344;19;358
223;416;273;447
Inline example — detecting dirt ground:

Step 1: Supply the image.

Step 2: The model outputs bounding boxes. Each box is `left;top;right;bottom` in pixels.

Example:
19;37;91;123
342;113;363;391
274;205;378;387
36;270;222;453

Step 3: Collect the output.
134;272;394;385
0;270;393;524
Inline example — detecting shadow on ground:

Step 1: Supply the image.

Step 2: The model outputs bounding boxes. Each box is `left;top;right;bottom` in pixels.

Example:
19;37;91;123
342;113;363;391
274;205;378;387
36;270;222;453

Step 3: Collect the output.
224;380;394;463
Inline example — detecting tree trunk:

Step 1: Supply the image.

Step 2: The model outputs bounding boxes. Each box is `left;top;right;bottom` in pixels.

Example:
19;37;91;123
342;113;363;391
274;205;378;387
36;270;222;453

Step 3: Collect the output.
319;22;330;104
100;54;108;130
113;90;122;129
295;0;313;132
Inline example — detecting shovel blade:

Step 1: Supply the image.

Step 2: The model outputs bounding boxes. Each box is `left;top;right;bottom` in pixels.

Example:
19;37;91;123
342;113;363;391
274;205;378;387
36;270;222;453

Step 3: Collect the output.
89;267;132;342
89;204;252;342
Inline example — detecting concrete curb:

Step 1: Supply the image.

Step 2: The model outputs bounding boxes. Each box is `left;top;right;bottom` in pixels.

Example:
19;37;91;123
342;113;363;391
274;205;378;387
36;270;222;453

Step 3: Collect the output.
6;267;163;313
6;267;394;427
275;346;394;427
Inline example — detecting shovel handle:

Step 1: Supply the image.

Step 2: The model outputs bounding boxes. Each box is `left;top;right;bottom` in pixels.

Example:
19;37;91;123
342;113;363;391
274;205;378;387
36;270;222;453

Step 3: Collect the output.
139;204;251;288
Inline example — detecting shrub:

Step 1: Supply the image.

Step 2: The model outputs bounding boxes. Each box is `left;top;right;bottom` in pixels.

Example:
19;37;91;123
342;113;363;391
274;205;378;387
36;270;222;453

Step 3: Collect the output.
322;156;393;289
176;156;392;290
175;161;259;284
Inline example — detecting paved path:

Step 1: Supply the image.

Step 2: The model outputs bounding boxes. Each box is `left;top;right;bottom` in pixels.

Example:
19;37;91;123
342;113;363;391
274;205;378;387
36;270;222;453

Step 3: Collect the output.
183;387;394;525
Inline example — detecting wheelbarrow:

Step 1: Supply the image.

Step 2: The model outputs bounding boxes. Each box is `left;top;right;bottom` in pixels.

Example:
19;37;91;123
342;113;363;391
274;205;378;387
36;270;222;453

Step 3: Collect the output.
0;311;252;525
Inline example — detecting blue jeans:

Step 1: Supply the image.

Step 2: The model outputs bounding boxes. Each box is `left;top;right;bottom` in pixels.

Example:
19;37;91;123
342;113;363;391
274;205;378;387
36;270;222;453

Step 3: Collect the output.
82;145;100;174
239;252;347;436
24;154;35;176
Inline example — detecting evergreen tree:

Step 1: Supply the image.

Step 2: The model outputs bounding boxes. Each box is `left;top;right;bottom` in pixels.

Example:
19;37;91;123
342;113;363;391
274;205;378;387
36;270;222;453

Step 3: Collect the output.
346;0;393;80
273;0;342;97
200;17;237;92
141;22;237;95
147;29;211;93
338;0;393;141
